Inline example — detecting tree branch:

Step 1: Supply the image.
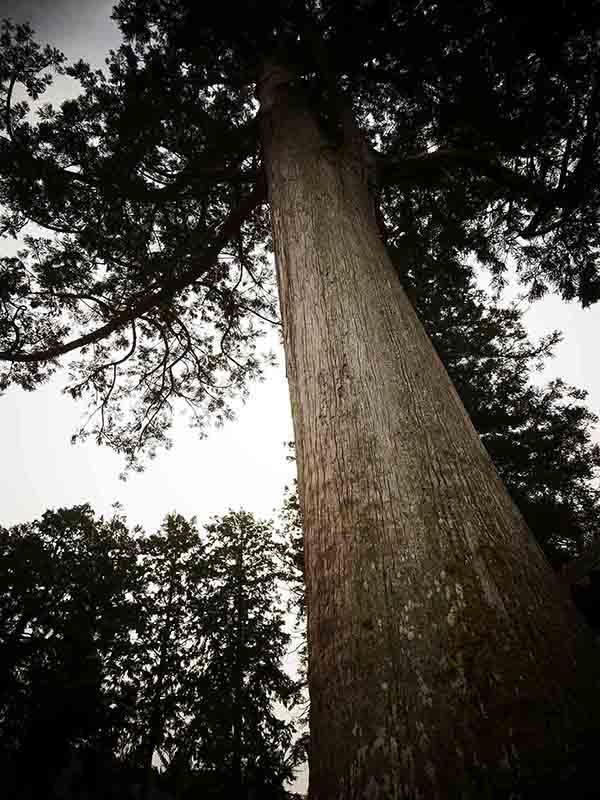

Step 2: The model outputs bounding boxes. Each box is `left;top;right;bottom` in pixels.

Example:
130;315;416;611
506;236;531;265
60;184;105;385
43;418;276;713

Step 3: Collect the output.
4;74;18;141
0;178;266;363
379;148;555;206
1;144;258;205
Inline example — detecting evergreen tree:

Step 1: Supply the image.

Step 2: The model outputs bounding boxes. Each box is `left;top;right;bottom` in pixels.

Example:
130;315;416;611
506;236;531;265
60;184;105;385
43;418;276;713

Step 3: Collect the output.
168;511;300;800
0;505;303;799
0;505;141;798
1;4;600;795
118;513;202;798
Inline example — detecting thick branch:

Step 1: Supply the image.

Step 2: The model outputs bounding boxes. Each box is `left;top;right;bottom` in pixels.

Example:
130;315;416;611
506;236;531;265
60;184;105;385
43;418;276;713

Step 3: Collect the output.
0;178;266;363
379;148;554;206
0;144;258;205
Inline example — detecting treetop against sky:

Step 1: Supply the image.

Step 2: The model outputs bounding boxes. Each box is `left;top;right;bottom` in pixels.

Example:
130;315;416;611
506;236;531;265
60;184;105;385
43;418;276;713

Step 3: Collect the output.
0;0;599;468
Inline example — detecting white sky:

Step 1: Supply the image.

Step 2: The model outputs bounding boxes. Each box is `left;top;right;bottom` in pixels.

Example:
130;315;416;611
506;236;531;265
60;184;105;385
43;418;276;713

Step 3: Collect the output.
1;2;599;791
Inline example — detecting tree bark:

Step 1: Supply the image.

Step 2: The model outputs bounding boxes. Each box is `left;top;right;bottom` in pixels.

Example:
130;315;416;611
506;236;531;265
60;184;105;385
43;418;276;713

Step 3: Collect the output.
258;66;600;799
141;559;176;800
232;534;245;797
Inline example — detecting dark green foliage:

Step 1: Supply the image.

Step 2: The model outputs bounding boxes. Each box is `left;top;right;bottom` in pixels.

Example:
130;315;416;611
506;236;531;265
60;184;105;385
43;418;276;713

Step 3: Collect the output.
165;511;300;799
0;505;141;796
0;3;599;465
278;472;310;771
0;506;302;799
116;514;203;789
280;470;305;620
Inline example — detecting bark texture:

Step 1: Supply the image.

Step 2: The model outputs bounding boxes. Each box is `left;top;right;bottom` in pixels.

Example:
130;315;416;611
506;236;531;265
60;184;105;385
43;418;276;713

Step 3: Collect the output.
258;67;600;799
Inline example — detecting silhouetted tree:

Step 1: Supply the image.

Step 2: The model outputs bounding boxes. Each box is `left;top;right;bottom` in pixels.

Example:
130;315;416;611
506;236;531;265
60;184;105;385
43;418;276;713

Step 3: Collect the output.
166;511;301;800
0;505;303;799
0;505;141;798
2;4;600;795
117;514;202;799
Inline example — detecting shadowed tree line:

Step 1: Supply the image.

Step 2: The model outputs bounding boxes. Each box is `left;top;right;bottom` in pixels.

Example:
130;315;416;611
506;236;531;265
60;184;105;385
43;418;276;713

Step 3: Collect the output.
0;507;306;800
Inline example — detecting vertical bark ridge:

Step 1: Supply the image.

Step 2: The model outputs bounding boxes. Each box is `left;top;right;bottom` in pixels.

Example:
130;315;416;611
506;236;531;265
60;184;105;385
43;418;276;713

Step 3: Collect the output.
258;70;600;799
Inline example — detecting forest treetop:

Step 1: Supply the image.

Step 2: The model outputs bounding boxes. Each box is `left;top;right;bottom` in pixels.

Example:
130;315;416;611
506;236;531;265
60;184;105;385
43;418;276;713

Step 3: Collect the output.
0;1;598;465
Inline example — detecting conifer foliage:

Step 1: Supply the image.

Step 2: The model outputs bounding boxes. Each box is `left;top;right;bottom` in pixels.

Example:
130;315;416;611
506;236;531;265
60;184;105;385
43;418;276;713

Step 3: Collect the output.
0;506;301;799
0;3;599;462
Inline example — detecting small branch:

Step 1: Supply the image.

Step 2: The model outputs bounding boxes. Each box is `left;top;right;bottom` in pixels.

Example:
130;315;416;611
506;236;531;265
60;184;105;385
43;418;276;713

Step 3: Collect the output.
66;321;137;398
558;136;574;193
240;304;280;326
4;74;18;141
28;291;113;313
0;178;266;363
2;133;258;214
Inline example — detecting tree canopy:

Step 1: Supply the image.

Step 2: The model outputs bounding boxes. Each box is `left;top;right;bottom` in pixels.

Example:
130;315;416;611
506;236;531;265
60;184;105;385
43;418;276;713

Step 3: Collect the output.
0;505;303;800
0;505;142;797
0;1;599;465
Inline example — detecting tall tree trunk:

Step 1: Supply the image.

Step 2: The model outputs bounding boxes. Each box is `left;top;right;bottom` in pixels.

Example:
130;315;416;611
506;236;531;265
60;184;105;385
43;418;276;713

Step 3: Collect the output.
258;65;600;799
232;536;245;798
141;560;176;800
